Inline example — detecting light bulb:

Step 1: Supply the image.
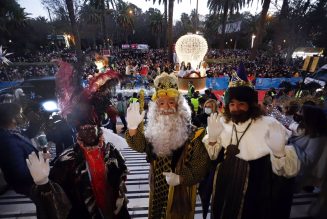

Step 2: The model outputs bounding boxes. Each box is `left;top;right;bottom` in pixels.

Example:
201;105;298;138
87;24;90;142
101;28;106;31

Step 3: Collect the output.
175;34;208;70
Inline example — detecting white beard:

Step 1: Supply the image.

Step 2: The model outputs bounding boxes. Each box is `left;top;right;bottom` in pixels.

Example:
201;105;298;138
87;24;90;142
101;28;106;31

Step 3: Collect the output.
144;95;191;157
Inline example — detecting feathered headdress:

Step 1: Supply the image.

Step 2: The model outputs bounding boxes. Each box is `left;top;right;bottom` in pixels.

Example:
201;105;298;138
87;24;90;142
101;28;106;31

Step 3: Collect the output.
55;61;75;118
55;61;119;125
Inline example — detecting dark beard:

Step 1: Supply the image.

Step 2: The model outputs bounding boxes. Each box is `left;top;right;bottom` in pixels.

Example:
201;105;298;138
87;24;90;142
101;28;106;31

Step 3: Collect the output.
230;110;251;124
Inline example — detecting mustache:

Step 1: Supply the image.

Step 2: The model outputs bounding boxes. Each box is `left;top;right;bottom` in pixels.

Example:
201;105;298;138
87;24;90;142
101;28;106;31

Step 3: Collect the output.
230;110;250;123
159;108;176;114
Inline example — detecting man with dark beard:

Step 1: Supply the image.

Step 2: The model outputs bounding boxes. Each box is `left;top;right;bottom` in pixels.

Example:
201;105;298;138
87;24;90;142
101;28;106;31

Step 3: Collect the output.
125;73;210;219
203;73;301;219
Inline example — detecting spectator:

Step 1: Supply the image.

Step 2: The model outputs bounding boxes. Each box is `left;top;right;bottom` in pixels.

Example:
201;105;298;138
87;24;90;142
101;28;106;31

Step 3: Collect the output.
0;103;38;196
290;105;327;192
116;93;128;133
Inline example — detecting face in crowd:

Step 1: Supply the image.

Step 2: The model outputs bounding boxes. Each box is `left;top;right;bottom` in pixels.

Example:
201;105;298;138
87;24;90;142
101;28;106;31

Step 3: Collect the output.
229;99;250;124
204;100;218;115
156;96;178;115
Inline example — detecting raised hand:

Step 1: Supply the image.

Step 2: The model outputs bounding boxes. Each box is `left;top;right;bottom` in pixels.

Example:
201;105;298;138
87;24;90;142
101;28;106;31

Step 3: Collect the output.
26;151;50;185
126;102;145;130
207;113;223;143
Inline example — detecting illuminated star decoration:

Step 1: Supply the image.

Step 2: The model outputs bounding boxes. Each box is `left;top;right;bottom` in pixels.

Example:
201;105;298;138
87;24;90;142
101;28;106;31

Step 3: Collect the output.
0;46;13;65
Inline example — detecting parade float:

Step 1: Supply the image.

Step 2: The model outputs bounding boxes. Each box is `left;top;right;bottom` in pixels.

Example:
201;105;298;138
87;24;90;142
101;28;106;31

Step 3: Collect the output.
175;33;208;91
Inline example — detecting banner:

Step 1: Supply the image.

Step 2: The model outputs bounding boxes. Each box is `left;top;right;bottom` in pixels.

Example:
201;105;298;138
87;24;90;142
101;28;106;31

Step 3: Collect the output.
218;21;242;34
206;77;302;90
304;77;326;86
206;77;229;90
130;44;138;49
255;78;302;90
137;44;149;50
122;44;130;49
0;81;21;89
102;50;110;57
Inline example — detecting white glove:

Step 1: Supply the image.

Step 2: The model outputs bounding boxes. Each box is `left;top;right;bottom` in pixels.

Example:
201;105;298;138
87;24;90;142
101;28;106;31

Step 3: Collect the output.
207;113;223;143
114;197;124;215
265;123;286;158
126;102;146;129
163;172;180;186
26;151;50;185
289;122;301;136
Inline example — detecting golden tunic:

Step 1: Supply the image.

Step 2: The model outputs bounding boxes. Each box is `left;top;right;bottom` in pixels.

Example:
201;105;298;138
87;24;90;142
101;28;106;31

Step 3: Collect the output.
125;128;210;219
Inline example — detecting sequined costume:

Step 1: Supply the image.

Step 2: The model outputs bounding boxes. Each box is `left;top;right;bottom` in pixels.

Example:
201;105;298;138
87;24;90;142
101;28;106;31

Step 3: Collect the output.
49;139;129;219
266;106;293;128
126;127;210;219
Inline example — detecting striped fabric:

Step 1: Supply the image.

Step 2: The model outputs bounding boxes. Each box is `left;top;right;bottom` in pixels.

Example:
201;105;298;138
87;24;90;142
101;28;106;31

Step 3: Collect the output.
0;147;319;219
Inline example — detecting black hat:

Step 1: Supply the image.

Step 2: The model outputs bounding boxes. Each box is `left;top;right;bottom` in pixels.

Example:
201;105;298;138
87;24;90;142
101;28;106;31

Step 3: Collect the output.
224;63;257;105
226;86;258;105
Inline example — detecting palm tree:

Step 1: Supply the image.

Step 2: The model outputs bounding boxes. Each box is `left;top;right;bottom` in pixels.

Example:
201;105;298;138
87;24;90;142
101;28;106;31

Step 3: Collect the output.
0;0;28;35
85;0;117;48
190;9;199;32
249;0;271;59
180;13;192;33
115;1;134;43
65;0;83;88
149;10;164;48
146;0;168;49
207;0;246;49
147;0;183;62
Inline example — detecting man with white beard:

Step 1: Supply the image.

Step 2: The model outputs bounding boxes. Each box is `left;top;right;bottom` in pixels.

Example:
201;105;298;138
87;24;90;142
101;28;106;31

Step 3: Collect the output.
125;73;210;219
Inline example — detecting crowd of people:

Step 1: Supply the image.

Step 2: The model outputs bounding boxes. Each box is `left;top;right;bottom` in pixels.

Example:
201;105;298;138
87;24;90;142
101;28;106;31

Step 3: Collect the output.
0;47;327;219
0;48;308;83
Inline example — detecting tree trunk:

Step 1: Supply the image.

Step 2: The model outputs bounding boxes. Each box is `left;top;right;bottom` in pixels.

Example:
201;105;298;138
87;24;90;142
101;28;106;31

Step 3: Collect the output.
219;2;229;50
195;0;199;31
101;0;108;49
65;0;83;89
273;0;288;50
163;0;168;49
156;33;161;49
168;0;174;63
250;0;271;60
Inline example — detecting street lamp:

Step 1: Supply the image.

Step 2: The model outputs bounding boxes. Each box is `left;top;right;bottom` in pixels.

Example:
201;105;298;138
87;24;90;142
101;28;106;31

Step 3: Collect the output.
251;34;256;48
129;10;133;15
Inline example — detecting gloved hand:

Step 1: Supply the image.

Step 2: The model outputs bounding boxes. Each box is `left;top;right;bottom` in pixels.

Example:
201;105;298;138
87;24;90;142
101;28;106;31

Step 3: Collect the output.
114;197;125;215
26;151;50;185
265;123;286;158
126;102;146;130
289;122;301;136
207;113;223;143
163;172;180;186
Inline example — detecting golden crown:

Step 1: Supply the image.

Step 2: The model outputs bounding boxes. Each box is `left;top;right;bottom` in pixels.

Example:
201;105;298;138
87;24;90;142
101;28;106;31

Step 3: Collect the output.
228;70;253;88
152;72;179;101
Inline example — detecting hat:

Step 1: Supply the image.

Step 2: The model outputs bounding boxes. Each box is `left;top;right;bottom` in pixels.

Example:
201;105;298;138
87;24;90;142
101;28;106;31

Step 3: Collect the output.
152;72;179;101
224;63;257;105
